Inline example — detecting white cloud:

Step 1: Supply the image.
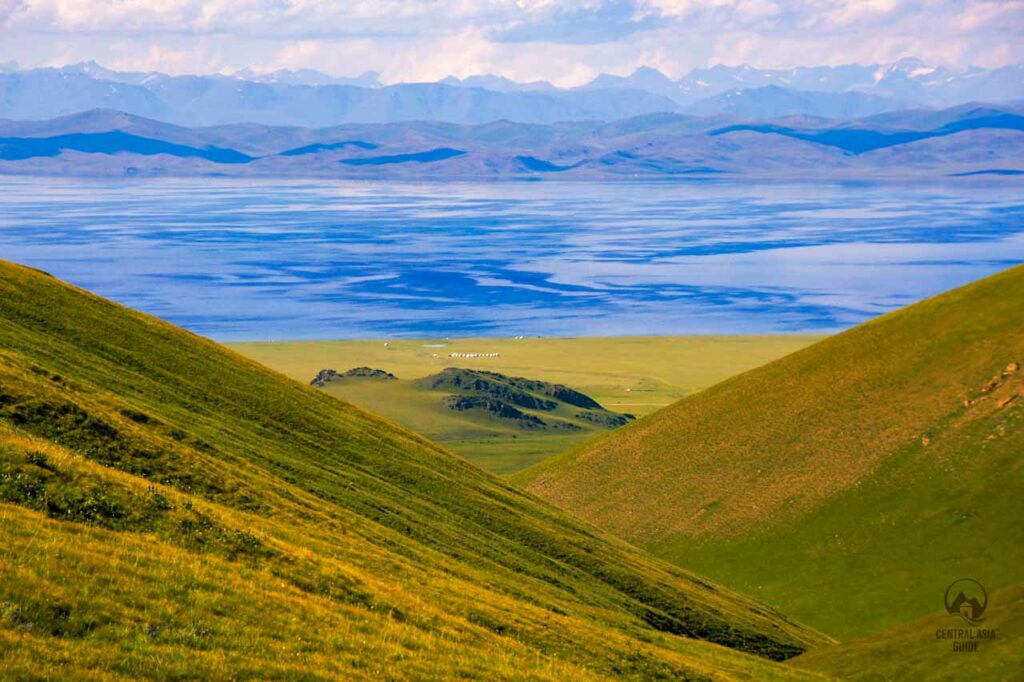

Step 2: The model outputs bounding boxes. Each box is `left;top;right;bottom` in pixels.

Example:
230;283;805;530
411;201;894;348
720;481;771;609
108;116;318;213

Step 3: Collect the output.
811;0;898;27
0;0;27;23
108;42;228;74
1;0;1020;80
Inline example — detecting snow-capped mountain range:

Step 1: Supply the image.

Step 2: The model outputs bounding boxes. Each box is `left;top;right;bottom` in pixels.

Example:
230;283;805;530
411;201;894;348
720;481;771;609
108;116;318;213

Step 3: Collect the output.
0;58;1020;126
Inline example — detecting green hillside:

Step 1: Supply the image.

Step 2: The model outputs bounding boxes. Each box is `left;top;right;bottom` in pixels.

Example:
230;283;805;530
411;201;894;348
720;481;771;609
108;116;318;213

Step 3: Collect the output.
517;264;1024;639
0;261;827;680
793;582;1024;681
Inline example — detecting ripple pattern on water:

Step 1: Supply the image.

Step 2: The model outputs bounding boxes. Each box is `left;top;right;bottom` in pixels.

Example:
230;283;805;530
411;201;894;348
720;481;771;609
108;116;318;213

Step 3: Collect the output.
0;178;1021;340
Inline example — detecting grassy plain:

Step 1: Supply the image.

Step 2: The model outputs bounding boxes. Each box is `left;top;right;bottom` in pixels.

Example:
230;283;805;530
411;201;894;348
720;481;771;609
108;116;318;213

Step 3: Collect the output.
0;260;829;679
517;264;1024;644
308;375;621;475
232;335;820;474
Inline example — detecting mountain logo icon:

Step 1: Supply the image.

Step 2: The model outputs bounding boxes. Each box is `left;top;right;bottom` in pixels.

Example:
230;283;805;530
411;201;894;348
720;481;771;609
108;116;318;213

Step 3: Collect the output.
944;579;988;625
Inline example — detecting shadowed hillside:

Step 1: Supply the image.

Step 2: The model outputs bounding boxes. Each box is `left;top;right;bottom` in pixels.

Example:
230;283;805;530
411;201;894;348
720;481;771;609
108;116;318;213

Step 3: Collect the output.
517;264;1024;639
0;261;828;679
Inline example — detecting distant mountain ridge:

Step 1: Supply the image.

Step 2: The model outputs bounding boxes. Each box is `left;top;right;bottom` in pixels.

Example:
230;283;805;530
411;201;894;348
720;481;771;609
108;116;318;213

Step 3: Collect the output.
688;85;909;119
0;65;682;126
1;59;1021;126
672;58;1024;105
1;104;1022;180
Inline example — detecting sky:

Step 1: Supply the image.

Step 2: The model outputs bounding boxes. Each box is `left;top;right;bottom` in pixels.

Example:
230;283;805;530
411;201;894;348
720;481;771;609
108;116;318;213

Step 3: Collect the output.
0;0;1021;85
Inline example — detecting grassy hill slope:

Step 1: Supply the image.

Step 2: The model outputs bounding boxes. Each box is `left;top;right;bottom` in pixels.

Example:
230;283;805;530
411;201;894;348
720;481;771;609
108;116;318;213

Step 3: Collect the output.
0;261;827;680
517;264;1024;639
792;582;1023;681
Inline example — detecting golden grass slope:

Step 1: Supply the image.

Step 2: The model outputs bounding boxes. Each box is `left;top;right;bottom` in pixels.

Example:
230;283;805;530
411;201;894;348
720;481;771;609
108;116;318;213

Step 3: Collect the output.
517;264;1024;638
0;261;827;680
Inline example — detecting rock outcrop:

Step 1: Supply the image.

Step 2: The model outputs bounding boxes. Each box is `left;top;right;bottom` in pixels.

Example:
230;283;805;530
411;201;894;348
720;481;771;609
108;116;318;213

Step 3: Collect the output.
575;410;636;428
419;369;558;411
310;369;338;387
441;395;547;429
311;367;397;387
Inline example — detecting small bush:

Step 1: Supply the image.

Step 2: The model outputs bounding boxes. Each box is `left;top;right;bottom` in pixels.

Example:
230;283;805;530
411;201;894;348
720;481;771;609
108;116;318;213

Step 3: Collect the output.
0;599;98;638
25;451;55;471
120;407;157;425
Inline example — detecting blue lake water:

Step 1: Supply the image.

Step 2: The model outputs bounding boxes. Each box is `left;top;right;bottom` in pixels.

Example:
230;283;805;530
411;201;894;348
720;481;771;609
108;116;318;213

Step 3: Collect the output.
0;178;1021;341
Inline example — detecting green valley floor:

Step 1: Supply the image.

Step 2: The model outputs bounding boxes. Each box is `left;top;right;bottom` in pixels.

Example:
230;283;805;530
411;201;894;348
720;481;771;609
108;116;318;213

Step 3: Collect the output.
231;335;820;474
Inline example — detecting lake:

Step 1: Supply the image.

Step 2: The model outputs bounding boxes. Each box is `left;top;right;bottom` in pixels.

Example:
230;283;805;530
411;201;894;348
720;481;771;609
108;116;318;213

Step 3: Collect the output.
1;178;1021;340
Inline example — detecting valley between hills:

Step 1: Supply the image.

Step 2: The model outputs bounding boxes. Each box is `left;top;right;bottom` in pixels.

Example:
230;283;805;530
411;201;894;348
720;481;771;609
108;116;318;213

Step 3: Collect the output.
1;259;1021;680
3;11;1022;681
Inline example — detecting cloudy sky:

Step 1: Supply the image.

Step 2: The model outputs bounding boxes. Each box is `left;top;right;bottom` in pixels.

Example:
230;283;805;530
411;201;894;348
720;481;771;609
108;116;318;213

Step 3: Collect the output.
1;0;1021;84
